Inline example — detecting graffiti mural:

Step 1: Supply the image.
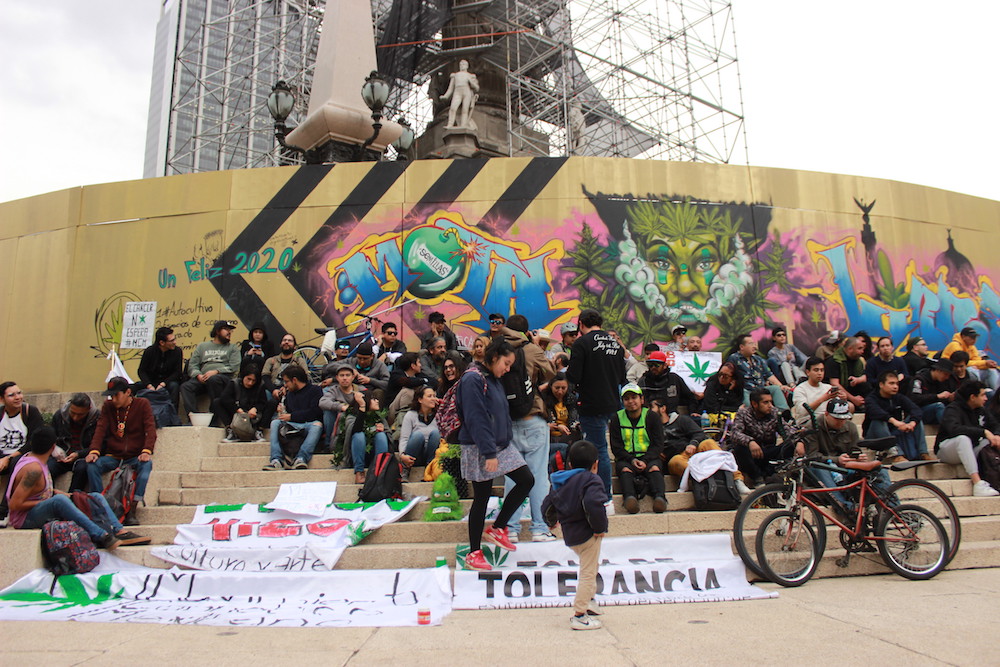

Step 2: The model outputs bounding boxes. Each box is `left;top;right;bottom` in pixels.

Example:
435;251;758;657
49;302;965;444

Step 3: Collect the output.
3;157;998;392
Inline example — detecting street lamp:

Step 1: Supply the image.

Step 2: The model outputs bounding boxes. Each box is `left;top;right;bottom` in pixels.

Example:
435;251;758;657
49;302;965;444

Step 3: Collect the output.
266;81;307;161
393;117;415;161
358;71;391;160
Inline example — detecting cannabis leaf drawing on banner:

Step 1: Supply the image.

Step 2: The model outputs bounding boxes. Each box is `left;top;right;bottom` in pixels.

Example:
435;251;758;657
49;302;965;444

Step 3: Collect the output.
0;574;123;612
685;354;712;382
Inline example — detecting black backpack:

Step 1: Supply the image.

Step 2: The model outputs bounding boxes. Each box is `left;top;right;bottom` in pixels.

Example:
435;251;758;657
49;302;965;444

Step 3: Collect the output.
502;347;535;419
691;470;741;511
977;445;1000;493
358;452;403;502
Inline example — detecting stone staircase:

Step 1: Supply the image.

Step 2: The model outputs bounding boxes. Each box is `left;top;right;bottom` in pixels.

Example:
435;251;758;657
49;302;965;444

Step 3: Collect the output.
1;424;999;588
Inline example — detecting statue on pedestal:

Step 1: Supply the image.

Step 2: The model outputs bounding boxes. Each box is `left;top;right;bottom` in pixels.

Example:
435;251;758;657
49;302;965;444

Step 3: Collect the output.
441;60;480;130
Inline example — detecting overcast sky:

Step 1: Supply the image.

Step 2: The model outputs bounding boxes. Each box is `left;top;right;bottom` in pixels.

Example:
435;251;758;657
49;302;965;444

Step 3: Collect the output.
1;1;997;203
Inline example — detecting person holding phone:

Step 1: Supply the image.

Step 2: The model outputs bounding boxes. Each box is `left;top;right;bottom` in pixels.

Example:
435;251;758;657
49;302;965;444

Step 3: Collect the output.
791;356;846;426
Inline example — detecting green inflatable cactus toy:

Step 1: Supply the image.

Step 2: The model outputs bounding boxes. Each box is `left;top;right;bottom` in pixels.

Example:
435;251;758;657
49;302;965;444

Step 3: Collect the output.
424;472;463;522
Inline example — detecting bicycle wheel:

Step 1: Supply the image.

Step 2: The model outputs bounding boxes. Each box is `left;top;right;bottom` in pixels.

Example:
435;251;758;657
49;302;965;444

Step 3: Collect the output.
876;503;948;580
733;483;827;579
886;478;961;565
295;345;328;383
755;510;822;587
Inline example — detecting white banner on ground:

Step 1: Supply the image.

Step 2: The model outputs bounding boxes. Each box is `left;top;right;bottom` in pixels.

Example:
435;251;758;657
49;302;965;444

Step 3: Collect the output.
152;498;421;570
453;534;775;610
0;555;453;627
667;351;722;393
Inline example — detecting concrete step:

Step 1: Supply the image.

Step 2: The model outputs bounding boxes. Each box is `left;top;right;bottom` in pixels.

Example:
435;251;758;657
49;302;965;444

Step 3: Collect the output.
889;463;965;481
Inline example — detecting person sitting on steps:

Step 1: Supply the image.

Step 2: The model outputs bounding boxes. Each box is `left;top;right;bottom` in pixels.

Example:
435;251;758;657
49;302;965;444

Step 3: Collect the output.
609;384;667;513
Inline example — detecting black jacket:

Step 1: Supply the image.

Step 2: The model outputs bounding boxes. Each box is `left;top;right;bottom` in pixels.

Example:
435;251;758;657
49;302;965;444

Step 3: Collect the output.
910;367;958;407
137;344;184;387
863;391;923;433
217;376;270;416
661;413;708;458
50;403;100;455
566;330;625;415
638;370;693;413
702;376;743;414
542;469;608;547
936;399;999;451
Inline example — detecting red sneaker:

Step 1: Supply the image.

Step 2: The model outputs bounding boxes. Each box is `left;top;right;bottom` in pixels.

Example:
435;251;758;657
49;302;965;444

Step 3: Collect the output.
464;549;492;571
483;525;517;552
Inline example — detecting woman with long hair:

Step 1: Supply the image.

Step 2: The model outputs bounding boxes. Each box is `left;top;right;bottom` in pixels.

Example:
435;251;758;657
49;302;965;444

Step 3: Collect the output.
437;356;467;398
470;335;490;364
702;361;745;417
399;386;440;479
459;339;534;571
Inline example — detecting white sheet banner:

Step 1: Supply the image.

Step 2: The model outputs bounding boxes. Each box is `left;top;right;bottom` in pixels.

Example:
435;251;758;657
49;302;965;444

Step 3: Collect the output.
666;351;722;393
0;555;453;627
152;499;421;570
265;481;338;516
453;534;775;610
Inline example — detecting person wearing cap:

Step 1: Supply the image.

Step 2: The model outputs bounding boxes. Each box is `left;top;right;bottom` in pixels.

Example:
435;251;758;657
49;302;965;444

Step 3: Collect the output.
7;427;150;549
180;320;241;424
350;342;390;405
664;325;687;352
864;337;909;390
935;379;1000;497
902;336;933;377
566;309;627;506
863;370;929;462
767;327;807;386
419;311;458;352
626;343;661;384
86;377;157;526
910;358;958;424
488;313;506;340
497;314;557;541
377;322;407;367
791;356;844;427
137;326;184;408
609;384;667;513
800;397;892;505
638;350;694;414
814;330;843;361
942;326;1000;391
546;322;579;359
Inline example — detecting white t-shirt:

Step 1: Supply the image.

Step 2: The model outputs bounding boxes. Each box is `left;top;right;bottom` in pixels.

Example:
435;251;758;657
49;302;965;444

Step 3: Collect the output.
791;381;833;426
0;410;27;456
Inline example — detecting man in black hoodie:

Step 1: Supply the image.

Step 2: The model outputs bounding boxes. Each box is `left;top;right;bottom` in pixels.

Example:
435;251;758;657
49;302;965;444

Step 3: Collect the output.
566;309;625;505
49;393;100;492
137;326;184;408
935;379;1000;497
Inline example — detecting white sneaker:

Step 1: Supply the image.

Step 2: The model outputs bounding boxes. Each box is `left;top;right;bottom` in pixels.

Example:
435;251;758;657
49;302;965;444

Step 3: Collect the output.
508;531;519;544
571;614;602;630
735;479;753;497
973;480;1000;497
531;531;558;542
603;500;615;517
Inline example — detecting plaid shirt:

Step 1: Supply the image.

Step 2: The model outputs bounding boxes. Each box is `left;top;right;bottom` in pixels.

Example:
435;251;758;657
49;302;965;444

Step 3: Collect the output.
727;403;800;449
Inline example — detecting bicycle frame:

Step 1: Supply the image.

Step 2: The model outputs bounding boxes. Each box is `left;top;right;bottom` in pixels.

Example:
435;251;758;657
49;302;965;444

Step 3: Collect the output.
791;461;920;546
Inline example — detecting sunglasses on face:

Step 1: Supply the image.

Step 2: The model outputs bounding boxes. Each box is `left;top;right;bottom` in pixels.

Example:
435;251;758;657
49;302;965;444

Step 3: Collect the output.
490;320;504;325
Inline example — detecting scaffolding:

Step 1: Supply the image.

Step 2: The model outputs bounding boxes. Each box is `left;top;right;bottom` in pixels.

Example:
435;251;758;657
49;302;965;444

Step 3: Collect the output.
149;0;746;173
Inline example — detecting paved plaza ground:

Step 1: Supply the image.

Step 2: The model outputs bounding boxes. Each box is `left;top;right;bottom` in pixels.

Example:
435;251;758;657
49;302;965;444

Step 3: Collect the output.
2;567;994;666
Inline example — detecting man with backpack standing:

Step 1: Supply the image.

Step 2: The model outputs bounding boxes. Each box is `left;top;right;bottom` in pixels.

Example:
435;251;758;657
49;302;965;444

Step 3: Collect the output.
500;315;557;542
566;309;626;508
86;377;157;526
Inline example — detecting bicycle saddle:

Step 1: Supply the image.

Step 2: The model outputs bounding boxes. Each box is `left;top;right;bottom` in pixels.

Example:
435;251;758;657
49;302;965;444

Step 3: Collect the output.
889;459;938;472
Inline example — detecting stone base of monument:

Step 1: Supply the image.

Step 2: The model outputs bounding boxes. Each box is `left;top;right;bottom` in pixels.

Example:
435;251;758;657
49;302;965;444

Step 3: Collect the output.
439;127;483;159
416;107;549;159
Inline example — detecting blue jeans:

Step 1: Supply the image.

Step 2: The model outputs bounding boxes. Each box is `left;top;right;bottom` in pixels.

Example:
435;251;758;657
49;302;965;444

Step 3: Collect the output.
866;420;927;459
922;402;945;425
87;456;153;498
504;415;551;535
269;419;323;463
970;367;1000;392
743;385;789;411
351;431;389;472
811;467;893;511
405;429;440;466
579;412;614;501
22;493;123;541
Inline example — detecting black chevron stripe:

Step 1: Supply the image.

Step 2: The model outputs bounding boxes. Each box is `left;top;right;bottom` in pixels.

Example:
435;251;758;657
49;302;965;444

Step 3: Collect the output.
477;157;568;234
